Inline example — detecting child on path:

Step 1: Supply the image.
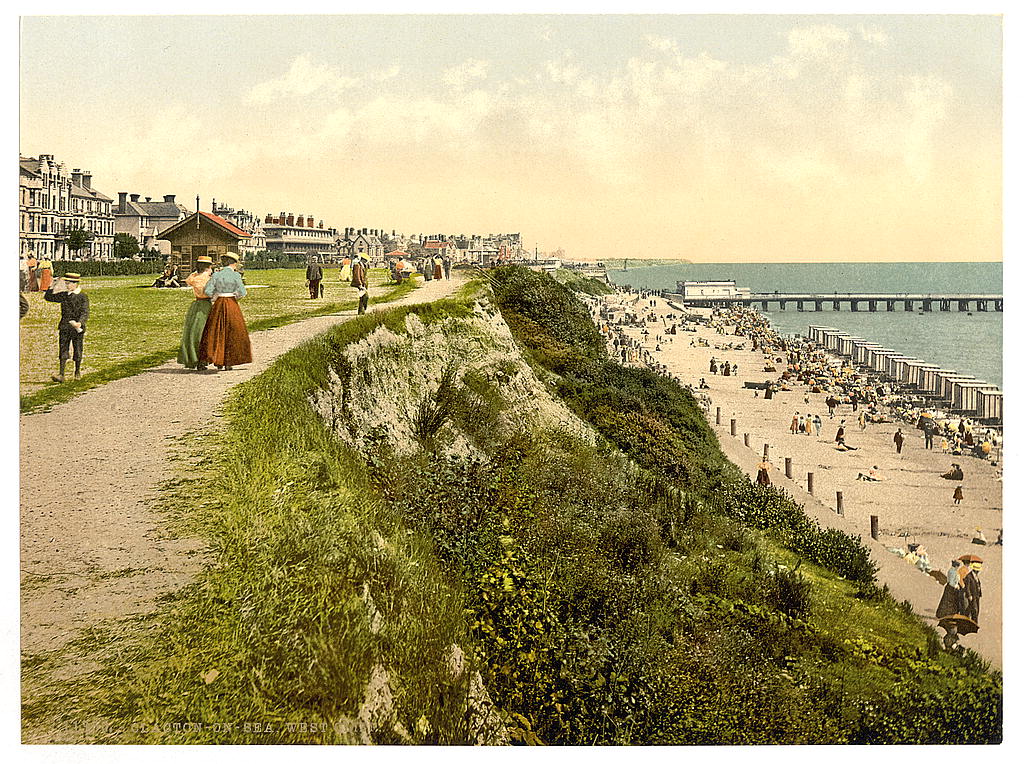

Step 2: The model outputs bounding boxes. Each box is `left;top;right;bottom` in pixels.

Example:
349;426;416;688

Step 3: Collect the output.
953;485;964;505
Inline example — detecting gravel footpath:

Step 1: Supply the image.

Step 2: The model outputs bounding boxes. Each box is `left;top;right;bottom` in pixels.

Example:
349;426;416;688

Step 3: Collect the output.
20;277;461;678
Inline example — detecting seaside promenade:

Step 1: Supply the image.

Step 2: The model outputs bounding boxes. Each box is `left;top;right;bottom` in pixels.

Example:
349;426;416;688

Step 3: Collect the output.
603;291;1002;668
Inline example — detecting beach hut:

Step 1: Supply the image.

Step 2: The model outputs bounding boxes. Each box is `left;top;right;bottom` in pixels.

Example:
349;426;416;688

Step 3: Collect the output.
976;389;1003;423
903;361;938;387
886;355;912;379
158;210;251;277
838;336;862;358
854;342;881;366
922;368;958;396
868;348;897;373
952;381;998;413
940;375;976;402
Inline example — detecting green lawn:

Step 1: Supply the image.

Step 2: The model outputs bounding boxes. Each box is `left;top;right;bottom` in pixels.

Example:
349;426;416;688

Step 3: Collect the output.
19;268;416;412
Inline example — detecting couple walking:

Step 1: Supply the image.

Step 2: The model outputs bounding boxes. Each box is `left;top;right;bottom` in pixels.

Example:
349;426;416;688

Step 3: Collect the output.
177;254;252;372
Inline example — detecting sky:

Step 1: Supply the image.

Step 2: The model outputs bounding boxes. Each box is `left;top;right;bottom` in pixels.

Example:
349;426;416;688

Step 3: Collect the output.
18;12;1003;262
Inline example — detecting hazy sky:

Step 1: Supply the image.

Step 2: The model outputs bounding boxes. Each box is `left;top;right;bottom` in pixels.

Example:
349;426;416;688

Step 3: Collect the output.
19;14;1002;262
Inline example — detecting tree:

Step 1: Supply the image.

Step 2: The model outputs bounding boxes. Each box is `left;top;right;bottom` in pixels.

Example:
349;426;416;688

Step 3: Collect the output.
114;233;140;259
61;227;94;259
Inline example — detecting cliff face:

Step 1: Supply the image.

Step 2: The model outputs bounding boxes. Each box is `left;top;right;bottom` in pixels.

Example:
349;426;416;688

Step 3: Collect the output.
308;297;595;460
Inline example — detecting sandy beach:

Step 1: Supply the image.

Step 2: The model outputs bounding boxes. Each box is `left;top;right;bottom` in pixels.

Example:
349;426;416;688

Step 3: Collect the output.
597;290;1002;668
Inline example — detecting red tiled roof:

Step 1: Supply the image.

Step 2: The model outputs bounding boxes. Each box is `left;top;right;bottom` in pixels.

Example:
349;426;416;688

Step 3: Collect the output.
385;250;412;258
199;210;251;238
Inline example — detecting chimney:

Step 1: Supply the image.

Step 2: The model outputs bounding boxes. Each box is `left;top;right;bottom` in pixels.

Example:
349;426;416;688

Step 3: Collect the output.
130;194;141;202
118;192;128;212
318;220;323;229
164;194;176;204
145;197;152;203
297;215;305;227
81;171;92;189
287;213;294;226
265;214;273;223
308;215;314;228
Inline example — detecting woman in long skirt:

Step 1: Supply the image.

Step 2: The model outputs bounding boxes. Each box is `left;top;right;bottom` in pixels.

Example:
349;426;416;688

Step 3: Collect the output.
37;258;53;291
198;253;252;370
177;257;214;370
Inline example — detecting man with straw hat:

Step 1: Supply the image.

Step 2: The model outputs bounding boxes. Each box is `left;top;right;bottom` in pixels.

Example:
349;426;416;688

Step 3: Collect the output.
44;272;89;382
198;253;252;371
177;256;214;371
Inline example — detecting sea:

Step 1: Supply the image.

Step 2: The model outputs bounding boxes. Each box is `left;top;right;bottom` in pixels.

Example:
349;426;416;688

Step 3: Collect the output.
607;262;1003;388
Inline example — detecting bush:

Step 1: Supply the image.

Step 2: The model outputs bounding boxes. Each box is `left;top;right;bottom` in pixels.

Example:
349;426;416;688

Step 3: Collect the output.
50;260;162;276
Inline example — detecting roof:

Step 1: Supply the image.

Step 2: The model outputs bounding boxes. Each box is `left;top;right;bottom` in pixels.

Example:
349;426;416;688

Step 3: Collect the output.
385;250;412;258
158;211;252;241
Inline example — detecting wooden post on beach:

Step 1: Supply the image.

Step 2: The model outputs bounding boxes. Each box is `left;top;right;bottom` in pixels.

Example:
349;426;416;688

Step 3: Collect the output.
870;515;879;540
716;406;721;425
785;458;792;479
836;491;844;516
807;472;814;495
730;419;736;437
743;433;750;447
763;444;769;458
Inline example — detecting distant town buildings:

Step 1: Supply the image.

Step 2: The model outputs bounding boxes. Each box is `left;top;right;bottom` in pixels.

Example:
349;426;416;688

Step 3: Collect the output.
19;154;115;260
18;154;533;267
114;191;192;255
212;200;266;258
262;211;340;262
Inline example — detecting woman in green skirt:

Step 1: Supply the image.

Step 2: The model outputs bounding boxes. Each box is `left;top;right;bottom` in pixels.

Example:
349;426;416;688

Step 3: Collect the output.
177;256;214;370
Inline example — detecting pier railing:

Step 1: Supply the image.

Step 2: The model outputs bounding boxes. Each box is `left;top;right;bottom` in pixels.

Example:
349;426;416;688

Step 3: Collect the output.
675;292;1002;312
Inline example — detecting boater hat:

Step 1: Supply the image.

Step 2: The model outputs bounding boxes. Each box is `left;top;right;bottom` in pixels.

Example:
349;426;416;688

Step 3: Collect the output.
63;273;81;282
196;256;213;264
222;252;240;262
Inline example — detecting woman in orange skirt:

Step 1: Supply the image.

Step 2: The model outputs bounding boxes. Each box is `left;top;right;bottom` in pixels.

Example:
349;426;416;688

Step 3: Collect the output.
198;253;252;370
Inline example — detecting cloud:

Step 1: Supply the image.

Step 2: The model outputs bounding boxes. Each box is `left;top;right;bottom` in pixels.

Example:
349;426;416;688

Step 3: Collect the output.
374;64;401;81
545;52;580;84
248;55;359;104
858;24;890;46
536;24;553;42
442;58;490;90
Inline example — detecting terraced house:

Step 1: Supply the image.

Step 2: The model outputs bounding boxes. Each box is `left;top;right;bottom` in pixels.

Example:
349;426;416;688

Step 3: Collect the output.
114;191;191;255
19;154;115;260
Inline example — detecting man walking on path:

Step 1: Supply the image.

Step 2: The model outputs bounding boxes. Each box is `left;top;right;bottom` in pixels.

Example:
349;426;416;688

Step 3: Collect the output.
198;254;252;371
963;562;983;623
894;428;905;454
306;257;324;299
44;272;89;382
352;254;369;315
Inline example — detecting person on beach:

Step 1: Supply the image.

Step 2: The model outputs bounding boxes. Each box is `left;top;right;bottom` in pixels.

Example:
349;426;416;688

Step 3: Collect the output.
177;256;214;371
710;358;718;374
198;253;252;371
813;414;822;437
804;414;813;436
858;411;867;431
894;429;905;454
826;396;838;418
953;485;964;505
857;466;883;481
963;562;982;623
791;413;800;435
941;463;964;481
352;253;370;315
44;272;88;382
835;422;846;444
922;419;936;449
306;256;323;299
756;459;772;486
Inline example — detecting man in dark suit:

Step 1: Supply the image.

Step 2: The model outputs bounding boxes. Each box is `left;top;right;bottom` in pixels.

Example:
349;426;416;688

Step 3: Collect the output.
306;257;324;299
44;272;89;382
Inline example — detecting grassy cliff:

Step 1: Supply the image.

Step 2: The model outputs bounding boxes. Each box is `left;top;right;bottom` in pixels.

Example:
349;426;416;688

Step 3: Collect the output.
25;271;1001;745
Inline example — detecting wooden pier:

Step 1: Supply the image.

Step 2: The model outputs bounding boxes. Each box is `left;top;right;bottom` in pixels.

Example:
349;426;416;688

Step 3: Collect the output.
674;292;1002;312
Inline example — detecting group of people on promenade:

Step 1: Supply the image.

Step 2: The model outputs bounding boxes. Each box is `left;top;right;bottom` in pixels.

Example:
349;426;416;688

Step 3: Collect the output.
305;254;370;311
176;254;253;372
20;255;54;293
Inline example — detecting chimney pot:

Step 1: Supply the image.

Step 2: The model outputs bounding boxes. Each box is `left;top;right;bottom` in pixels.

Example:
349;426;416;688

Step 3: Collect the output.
130;194;140;202
164;194;176;203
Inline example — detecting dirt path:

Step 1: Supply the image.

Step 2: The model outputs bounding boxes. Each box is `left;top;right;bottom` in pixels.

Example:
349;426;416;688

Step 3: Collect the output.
20;277;462;710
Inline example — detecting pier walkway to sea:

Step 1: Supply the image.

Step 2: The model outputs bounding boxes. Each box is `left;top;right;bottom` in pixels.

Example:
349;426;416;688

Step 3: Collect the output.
674;292;1003;312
